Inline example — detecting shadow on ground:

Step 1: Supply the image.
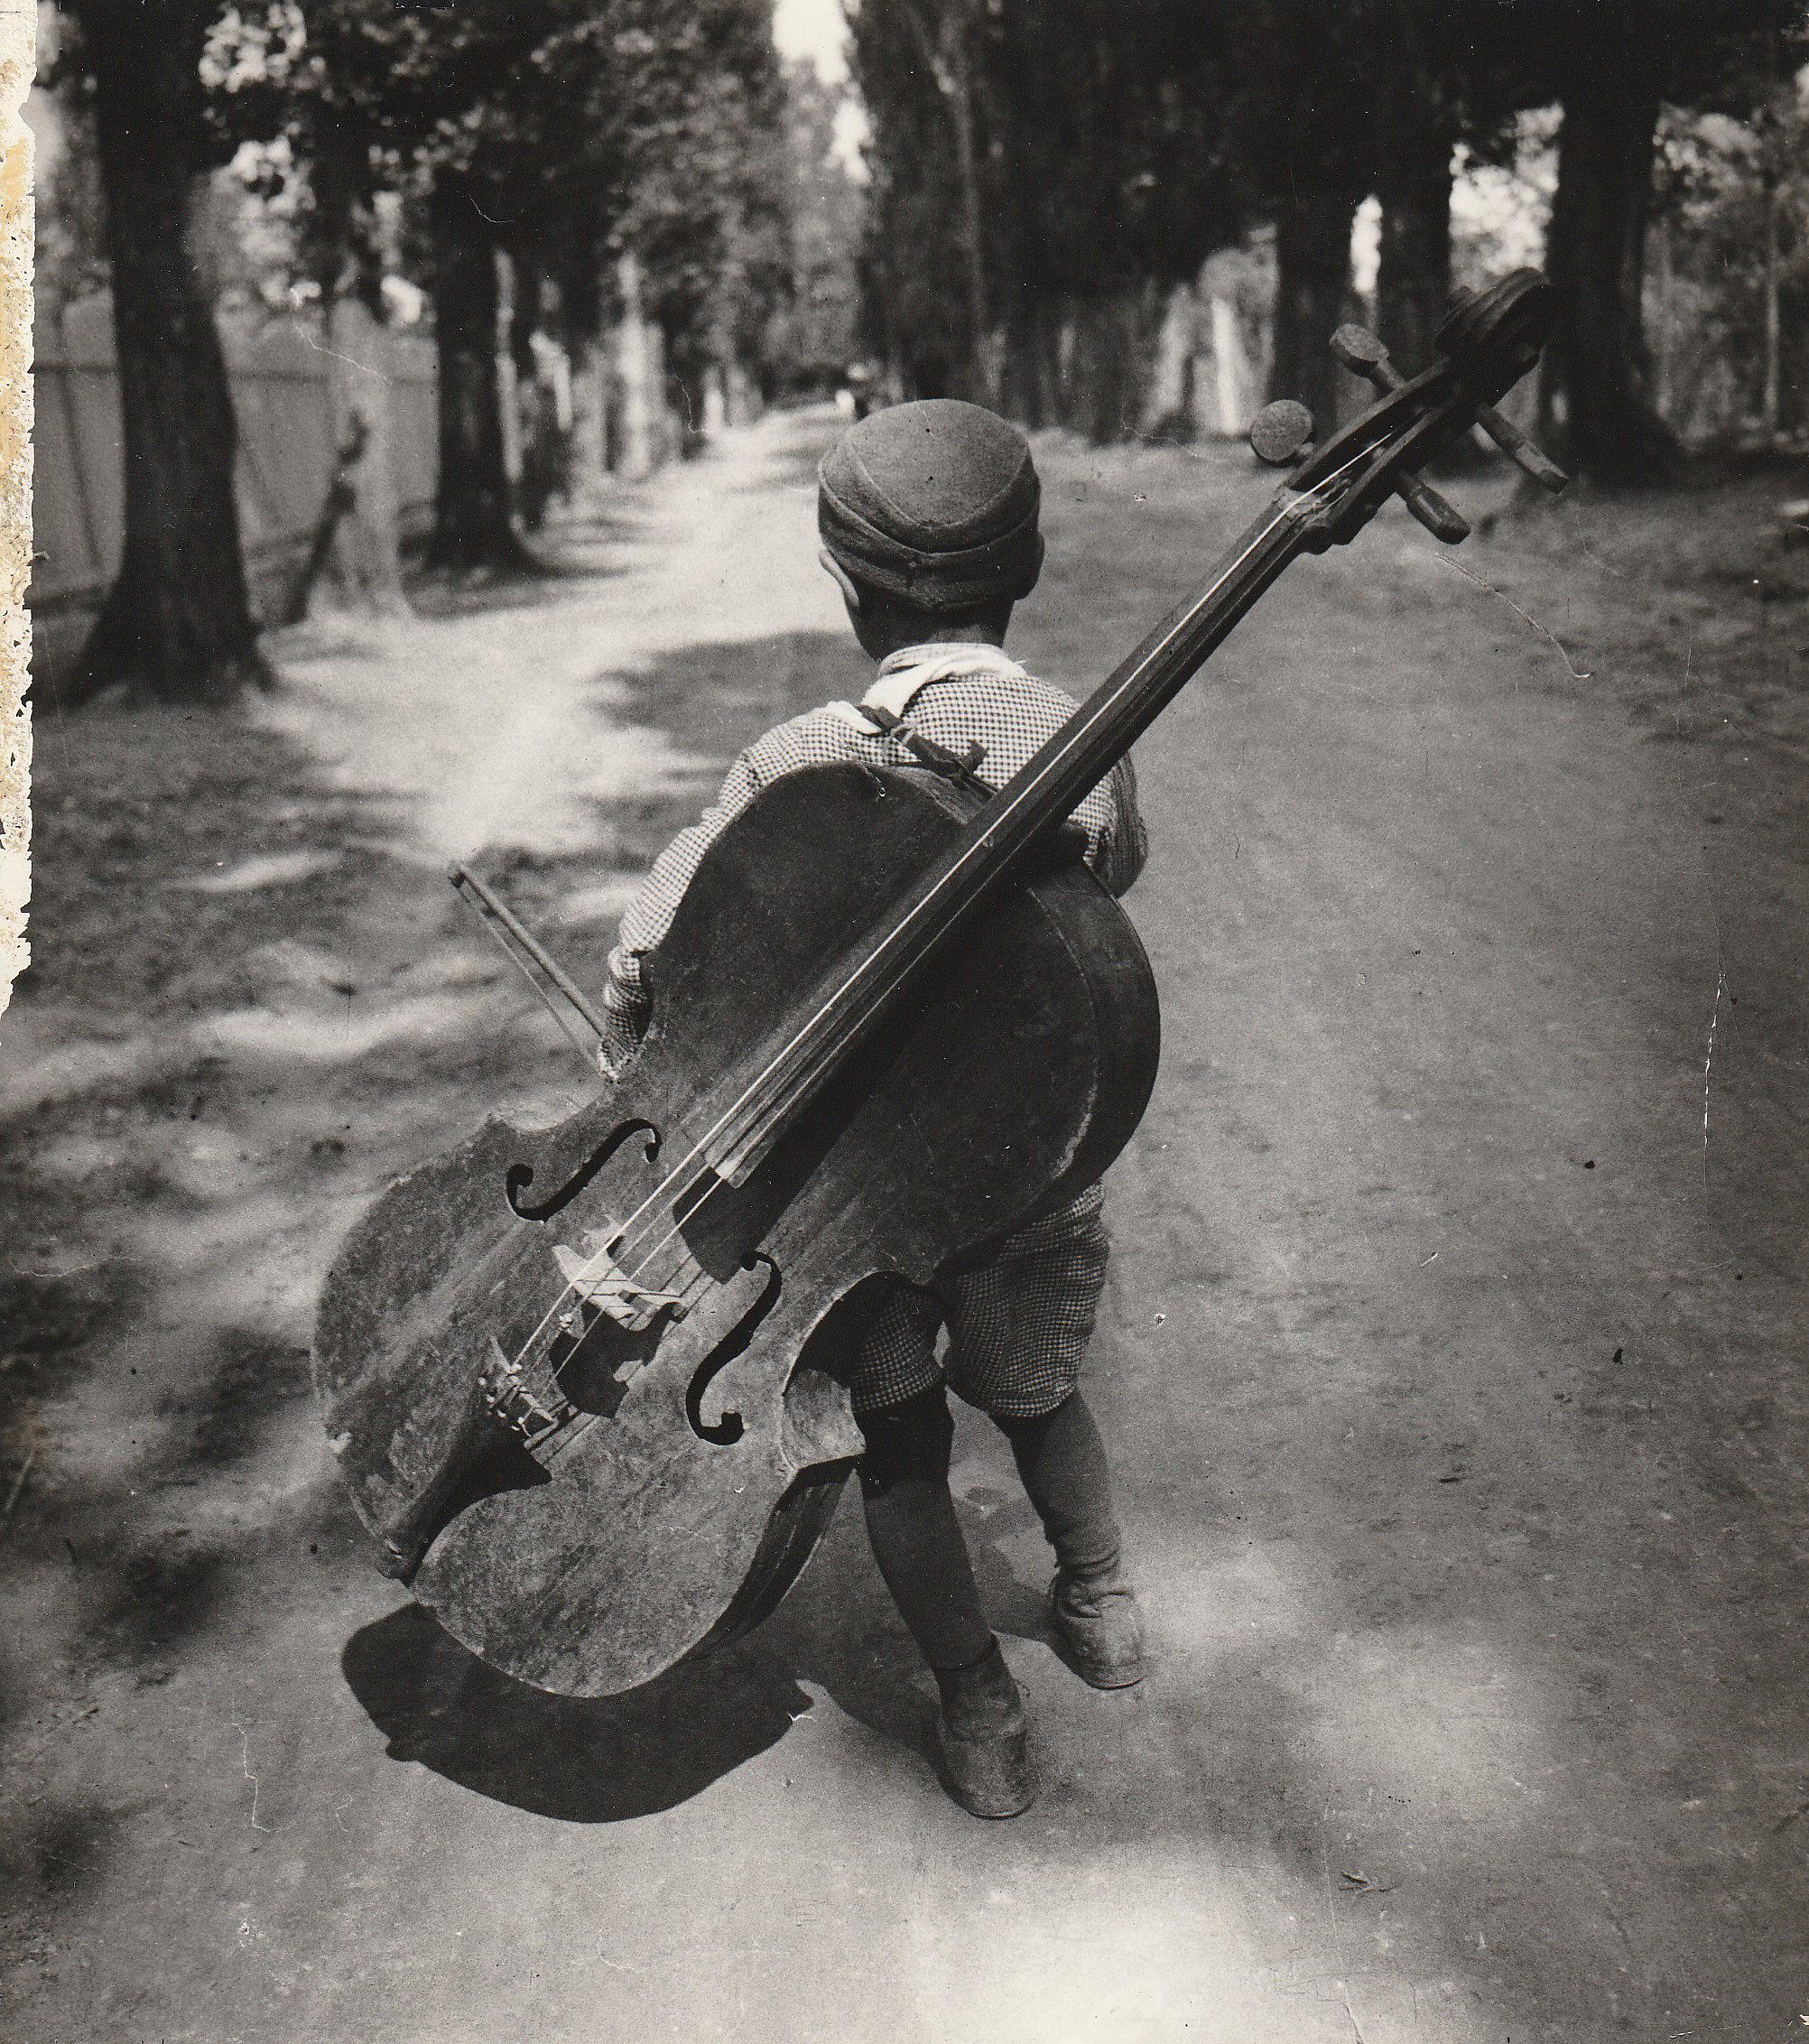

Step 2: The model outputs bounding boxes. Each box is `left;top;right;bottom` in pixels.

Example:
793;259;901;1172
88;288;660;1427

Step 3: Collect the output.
334;1463;1062;1828
342;1603;815;1823
10;425;1809;2039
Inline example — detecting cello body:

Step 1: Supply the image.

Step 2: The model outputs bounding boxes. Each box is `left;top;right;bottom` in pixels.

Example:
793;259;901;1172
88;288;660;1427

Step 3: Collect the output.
315;759;1159;1696
315;269;1563;1700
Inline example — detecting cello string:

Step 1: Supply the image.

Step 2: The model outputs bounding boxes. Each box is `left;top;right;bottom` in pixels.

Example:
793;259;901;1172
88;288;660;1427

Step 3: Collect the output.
510;467;1363;1370
604;485;1332;1257
512;453;1378;1371
600;462;1368;1276
507;477;1343;1370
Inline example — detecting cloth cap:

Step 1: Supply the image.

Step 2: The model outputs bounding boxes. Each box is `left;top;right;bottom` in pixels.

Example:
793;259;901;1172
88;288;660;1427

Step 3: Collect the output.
818;399;1042;613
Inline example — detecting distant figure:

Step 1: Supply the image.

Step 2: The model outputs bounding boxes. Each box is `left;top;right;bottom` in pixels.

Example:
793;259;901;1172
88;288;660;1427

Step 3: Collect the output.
597;401;1149;1817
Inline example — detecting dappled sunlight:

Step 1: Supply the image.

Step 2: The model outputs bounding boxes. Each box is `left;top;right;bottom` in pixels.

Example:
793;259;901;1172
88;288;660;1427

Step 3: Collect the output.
1299;1628;1559;1834
0;1019;170;1121
550;872;646;928
173;849;343;895
9;405;1808;2044
1138;1530;1562;1833
896;1829;1494;2044
201;986;500;1065
255;416;846;866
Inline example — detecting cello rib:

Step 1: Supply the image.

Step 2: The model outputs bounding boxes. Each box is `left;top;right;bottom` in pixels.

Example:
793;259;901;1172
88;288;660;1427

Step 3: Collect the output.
315;764;1157;1696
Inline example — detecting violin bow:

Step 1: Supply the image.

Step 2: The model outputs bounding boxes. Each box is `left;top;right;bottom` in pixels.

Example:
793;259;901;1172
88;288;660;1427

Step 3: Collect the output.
449;861;613;1078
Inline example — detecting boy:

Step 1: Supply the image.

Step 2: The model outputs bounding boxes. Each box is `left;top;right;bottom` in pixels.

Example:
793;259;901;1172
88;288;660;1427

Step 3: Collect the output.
598;400;1147;1818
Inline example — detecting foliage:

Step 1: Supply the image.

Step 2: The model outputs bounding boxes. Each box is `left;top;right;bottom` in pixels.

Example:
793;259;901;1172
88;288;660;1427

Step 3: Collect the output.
846;0;1809;459
761;59;864;391
1650;79;1809;438
849;0;1242;409
206;0;792;376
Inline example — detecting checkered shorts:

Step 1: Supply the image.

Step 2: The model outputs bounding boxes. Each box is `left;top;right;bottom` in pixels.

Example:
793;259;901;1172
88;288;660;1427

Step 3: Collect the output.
848;1182;1111;1417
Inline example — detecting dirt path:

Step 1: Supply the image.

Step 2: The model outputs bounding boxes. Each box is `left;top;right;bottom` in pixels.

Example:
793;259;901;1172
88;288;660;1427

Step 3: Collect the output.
4;407;1807;2041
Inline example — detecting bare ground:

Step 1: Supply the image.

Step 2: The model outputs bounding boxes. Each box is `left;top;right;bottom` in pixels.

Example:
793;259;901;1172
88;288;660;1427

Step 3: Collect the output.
3;407;1808;2040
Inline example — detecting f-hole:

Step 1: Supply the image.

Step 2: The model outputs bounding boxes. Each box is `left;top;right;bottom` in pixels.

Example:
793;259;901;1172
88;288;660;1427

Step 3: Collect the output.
685;1253;782;1446
506;1120;660;1223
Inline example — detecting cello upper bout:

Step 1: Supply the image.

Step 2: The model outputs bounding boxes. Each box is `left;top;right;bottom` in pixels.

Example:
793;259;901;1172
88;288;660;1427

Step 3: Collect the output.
312;759;1159;1697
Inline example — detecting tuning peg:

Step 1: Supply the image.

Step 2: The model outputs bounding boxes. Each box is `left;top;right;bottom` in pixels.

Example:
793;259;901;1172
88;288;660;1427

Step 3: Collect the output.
1249;398;1314;467
1340;315;1566;493
1395;470;1470;544
1331;323;1391;381
1472;405;1568;493
1329;327;1466;539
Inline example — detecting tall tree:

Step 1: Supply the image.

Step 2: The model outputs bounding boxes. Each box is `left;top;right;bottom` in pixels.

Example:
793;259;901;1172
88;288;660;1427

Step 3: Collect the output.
1369;5;1467;378
262;0;790;563
426;172;536;571
763;60;864;394
1540;45;1679;484
851;0;1239;433
896;0;995;404
1226;3;1375;433
1489;0;1802;483
61;0;269;704
849;0;970;399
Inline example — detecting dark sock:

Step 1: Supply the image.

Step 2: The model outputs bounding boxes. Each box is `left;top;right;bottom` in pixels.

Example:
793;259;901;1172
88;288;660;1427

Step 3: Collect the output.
860;1476;995;1671
995;1392;1122;1582
931;1638;1020;1734
858;1389;994;1673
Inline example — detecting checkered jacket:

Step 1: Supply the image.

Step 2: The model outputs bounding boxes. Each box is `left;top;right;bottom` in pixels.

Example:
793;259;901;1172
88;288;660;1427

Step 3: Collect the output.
599;643;1147;1075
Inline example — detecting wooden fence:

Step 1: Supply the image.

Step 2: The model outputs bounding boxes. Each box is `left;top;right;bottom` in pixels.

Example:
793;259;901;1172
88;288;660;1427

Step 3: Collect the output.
30;295;439;676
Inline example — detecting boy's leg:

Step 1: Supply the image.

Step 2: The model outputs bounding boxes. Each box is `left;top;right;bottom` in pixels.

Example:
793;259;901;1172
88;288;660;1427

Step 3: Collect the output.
993;1392;1120;1583
944;1191;1146;1688
851;1297;1034;1816
855;1386;991;1672
993;1393;1143;1688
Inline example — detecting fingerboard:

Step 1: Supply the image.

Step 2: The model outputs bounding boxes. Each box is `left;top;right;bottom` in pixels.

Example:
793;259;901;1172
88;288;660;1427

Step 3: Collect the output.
700;489;1313;1185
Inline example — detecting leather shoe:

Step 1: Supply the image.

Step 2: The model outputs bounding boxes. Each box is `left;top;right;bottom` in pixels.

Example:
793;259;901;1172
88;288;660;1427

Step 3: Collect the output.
1051;1570;1146;1689
932;1643;1036;1817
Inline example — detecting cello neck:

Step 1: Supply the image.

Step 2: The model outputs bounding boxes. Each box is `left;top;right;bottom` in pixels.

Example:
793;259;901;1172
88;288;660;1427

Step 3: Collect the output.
700;488;1313;1185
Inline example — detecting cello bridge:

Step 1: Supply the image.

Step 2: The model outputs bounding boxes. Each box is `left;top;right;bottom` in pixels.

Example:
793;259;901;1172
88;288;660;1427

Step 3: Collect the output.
553;1241;690;1327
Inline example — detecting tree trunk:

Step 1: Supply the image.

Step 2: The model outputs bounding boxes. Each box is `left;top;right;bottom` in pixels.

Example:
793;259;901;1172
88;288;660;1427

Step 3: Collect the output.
69;0;268;705
940;25;996;406
303;134;411;620
324;295;413;619
567;332;608;505
1268;186;1359;437
1062;285;1164;443
1207;286;1256;435
1651;208;1674;418
427;176;533;573
503;250;566;531
1762;173;1781;443
1140;282;1199;441
667;335;712;460
902;0;994;405
609;249;659;481
1540;72;1680;487
1375;117;1452;380
998;288;1058;428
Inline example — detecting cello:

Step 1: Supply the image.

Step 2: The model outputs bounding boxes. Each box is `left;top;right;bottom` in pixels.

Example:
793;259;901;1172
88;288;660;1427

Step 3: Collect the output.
314;273;1564;1697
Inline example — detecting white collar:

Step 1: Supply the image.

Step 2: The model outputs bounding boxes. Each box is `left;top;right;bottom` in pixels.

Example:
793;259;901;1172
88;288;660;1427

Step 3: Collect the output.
862;642;1025;720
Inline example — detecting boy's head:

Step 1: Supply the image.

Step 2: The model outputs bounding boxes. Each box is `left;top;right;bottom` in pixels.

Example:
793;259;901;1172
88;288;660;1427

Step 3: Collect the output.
817;399;1043;656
